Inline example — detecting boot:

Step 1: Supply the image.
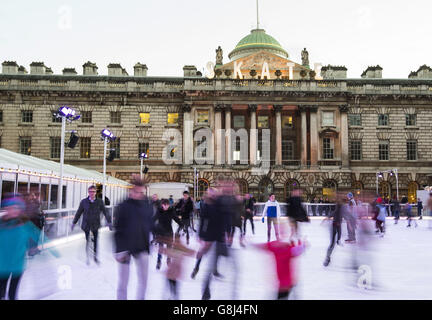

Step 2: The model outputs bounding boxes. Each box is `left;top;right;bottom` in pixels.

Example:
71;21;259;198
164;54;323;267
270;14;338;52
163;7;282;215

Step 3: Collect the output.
323;256;330;267
191;267;199;279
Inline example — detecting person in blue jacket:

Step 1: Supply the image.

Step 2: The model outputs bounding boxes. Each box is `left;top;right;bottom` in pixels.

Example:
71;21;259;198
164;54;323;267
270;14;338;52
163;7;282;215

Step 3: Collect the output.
0;194;59;300
261;193;281;242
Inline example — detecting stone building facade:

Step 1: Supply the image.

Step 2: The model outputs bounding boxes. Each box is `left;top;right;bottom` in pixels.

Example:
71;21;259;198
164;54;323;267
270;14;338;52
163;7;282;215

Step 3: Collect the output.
1;28;432;202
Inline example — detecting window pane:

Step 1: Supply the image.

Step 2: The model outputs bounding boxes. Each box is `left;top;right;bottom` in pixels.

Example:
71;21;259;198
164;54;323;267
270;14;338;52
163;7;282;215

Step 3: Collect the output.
405;114;416;126
110;112;121;123
378;114;389;126
21;111;33;123
81;111;92;123
0;111;3;122
322;112;334;126
20;137;31;155
257;116;269;128
379;141;389;160
350;140;362;160
282;116;293;129
282;140;293;160
407;140;417;160
349;114;361;126
80;137;91;158
139;142;149;158
139;113;150;124
197;110;209;124
110;139;120;158
50;137;61;158
167;113;178;124
233;115;245;128
323;137;334;159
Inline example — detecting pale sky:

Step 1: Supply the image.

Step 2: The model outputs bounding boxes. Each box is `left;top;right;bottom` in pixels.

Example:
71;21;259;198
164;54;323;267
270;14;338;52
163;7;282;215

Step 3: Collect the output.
1;0;431;78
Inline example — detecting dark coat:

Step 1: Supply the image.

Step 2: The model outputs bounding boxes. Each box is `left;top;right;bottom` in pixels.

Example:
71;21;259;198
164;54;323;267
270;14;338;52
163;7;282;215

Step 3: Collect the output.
114;198;154;255
175;197;194;220
286;196;309;222
244;198;256;217
153;207;182;237
199;196;231;242
72;198;111;232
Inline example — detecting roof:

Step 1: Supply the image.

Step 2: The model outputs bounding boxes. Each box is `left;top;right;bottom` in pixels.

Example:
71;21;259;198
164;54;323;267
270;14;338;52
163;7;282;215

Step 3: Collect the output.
0;148;129;188
228;29;288;60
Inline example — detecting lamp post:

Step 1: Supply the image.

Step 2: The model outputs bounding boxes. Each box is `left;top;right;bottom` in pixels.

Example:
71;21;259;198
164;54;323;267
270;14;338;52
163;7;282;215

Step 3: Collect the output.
376;168;399;199
56;106;80;210
101;129;116;204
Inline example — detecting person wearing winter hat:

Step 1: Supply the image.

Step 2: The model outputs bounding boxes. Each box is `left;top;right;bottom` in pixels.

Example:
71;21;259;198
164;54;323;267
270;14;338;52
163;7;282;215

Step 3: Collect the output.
375;197;387;235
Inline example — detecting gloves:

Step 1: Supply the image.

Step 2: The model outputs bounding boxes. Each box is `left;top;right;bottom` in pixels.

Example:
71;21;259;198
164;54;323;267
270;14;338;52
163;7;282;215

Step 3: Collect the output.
108;222;113;231
262;217;265;223
71;223;75;231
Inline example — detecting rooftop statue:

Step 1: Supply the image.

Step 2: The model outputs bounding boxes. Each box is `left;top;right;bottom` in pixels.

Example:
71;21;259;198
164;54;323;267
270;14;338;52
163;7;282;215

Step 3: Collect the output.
216;46;223;65
301;48;309;67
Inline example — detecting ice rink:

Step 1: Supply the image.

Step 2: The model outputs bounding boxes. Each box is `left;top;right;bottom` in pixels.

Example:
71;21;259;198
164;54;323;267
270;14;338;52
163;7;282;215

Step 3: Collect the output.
17;217;432;300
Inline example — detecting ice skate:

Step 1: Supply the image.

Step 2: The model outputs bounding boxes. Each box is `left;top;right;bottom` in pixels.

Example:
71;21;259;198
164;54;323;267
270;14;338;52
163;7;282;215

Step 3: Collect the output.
191;267;199;279
323;256;331;267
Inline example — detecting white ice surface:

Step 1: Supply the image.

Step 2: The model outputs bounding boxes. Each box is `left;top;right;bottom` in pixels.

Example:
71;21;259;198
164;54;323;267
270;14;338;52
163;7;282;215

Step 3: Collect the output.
17;217;432;300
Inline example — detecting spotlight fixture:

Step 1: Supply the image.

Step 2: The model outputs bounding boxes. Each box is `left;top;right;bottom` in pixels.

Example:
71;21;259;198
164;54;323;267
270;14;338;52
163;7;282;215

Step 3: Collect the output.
67;132;79;149
101;129;116;141
139;152;148;159
57;106;80;121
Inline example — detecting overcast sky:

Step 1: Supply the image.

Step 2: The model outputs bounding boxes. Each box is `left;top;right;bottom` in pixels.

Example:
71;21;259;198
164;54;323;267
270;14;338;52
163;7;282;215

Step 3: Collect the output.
1;0;431;78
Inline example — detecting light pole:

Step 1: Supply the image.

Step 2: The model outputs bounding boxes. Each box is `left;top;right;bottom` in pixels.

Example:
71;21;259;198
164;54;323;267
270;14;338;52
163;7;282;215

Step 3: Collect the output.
376;168;399;199
55;106;80;210
101;129;116;204
139;152;148;179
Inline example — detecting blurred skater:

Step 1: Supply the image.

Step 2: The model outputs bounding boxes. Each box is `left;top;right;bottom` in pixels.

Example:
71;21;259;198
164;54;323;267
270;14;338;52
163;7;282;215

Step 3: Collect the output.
243;193;255;236
323;194;343;267
72;185;112;265
114;176;154;300
24;192;44;257
175;191;195;245
0;194;59;300
153;198;182;270
375;198;386;236
391;196;400;224
261;193;281;242
406;202;418;228
286;189;309;240
417;198;423;220
228;194;245;247
254;222;307;300
162;236;195;300
344;192;357;243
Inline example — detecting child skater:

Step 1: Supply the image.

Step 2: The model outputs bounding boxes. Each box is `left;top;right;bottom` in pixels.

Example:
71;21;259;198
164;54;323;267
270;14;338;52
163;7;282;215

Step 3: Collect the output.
254;222;307;300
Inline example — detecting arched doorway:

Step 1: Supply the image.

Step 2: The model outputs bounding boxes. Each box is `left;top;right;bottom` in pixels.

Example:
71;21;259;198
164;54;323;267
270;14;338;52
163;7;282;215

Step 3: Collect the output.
258;178;274;202
197;179;209;200
235;179;248;196
379;181;392;200
322;179;337;200
353;181;363;199
408;181;419;203
285;179;300;199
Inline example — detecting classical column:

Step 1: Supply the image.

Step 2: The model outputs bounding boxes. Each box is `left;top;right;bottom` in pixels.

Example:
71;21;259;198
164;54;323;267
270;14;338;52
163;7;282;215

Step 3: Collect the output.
214;104;224;165
339;104;349;168
274;105;283;166
299;106;308;167
309;105;319;167
182;104;193;165
225;105;232;165
249;104;257;165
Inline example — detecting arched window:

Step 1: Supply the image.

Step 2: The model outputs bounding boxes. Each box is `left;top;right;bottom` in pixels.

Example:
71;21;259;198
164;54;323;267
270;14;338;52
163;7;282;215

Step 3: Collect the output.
235;179;248;196
285;179;300;199
322;180;337;199
258;178;274;202
379;181;391;200
197;179;209;200
408;181;419;203
353;181;363;197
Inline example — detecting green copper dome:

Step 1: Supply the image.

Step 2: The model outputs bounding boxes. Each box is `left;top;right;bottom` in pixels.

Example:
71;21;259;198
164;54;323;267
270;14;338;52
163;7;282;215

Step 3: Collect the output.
228;29;288;60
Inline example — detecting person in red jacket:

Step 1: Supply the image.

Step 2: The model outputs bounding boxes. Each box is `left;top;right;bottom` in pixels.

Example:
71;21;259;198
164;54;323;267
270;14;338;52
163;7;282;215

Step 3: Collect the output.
254;225;307;299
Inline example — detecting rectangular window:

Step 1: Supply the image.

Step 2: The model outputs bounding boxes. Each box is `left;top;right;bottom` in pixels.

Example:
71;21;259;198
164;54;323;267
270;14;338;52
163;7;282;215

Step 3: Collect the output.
167;113;179;125
21;111;33;123
50;137;61;158
195;137;207;158
349;114;362;126
196;110;209;124
322;112;334;126
81;111;92;123
378;114;389;126
323;137;334;159
20;137;31;155
80;137;91;158
379;140;389;160
139;112;150;124
52;113;62;123
405;114;416;126
407;140;417;160
233;115;245;128
282;140;294;160
110;138;120;159
138;142;149;158
110;111;121;123
350;140;362;160
0;110;4;122
282;116;293;129
257;116;269;128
